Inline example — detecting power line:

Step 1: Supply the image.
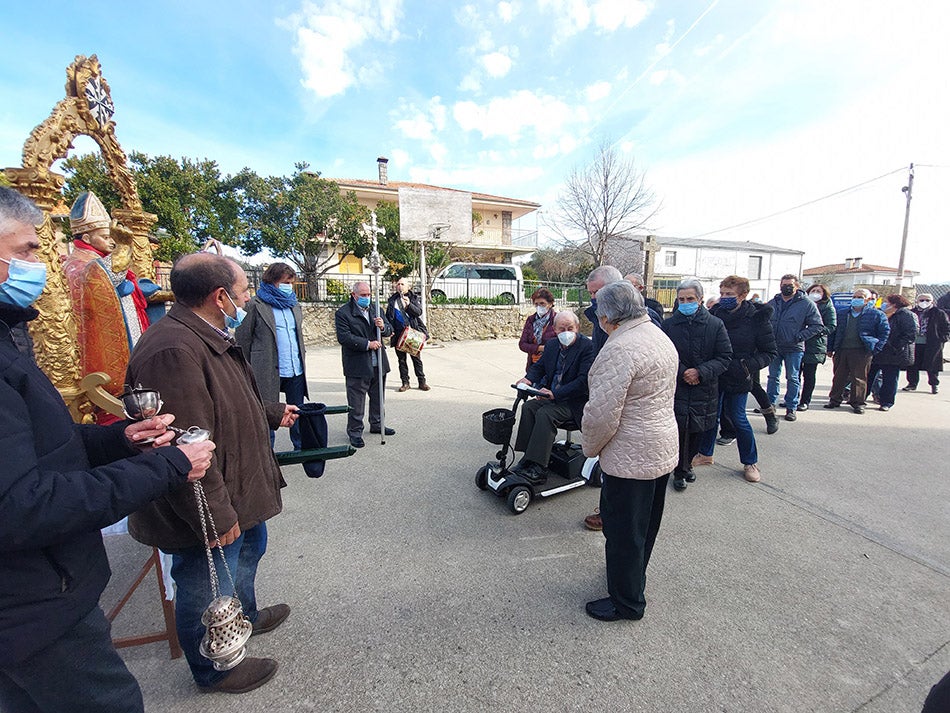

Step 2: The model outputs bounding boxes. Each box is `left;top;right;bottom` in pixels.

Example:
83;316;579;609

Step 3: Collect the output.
685;167;908;239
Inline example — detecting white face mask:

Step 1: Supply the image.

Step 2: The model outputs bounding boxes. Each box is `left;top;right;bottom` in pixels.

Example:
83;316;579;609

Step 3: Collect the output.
808;292;822;302
918;301;932;310
557;330;576;346
535;305;549;317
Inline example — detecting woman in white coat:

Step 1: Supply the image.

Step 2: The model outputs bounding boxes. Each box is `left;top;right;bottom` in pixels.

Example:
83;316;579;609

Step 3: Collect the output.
581;280;679;622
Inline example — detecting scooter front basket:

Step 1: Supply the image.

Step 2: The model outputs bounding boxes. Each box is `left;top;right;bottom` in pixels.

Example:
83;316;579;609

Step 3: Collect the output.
482;408;516;445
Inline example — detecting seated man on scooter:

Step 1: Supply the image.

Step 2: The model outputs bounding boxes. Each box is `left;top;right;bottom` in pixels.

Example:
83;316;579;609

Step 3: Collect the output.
513;311;596;480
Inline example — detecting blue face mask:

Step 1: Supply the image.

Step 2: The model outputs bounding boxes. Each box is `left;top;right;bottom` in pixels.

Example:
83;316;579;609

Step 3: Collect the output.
277;283;294;294
679;301;699;316
718;296;738;310
356;296;371;309
0;257;47;308
222;293;247;329
851;298;866;310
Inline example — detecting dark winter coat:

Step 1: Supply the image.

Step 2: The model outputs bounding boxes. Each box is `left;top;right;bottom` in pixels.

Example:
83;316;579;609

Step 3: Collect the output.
871;308;918;368
525;333;596;426
662;307;733;433
803;298;837;365
335;298;394;378
645;296;666;320
126;304;287;551
519;309;558;371
235;295;308;404
386;290;428;348
768;289;825;353
912;305;950;373
584;303;609;354
0;303;191;664
709;301;777;394
830;305;890;355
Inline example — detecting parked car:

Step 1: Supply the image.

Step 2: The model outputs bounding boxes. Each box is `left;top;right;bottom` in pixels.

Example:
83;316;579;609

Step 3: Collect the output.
429;262;524;304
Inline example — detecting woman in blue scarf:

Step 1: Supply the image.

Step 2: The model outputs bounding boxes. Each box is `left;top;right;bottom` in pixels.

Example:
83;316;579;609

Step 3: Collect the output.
235;262;309;449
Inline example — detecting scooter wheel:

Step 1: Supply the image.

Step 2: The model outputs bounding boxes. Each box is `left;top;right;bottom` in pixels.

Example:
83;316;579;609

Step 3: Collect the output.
475;466;489;491
588;462;603;488
507;486;531;514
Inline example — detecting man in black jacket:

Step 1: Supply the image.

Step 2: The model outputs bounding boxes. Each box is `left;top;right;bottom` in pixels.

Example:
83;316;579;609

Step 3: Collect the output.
335;281;394;448
513;312;595;479
386;277;429;392
0;187;215;713
583;265;623;354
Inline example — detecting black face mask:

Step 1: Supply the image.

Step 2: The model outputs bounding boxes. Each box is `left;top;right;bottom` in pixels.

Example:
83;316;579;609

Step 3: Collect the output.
780;285;795;297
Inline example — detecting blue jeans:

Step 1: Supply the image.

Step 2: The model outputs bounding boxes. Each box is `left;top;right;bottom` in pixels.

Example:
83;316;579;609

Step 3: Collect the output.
767;352;804;411
699;392;758;465
168;522;267;687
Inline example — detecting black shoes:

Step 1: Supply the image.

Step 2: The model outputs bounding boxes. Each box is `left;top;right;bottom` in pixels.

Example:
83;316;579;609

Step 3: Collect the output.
823;402;840;409
585;597;643;622
349;436;365;448
369;426;396;435
784;409;797;422
852;406;866;414
902;385;916;392
716;436;735;446
932;386;939;394
798;402;809;412
511;459;546;482
673;476;687;491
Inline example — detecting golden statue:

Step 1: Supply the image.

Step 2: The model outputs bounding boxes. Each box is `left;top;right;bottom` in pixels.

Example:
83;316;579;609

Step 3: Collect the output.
3;55;159;421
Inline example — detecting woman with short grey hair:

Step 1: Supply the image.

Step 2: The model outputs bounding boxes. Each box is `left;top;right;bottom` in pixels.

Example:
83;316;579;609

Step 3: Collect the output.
581;279;679;622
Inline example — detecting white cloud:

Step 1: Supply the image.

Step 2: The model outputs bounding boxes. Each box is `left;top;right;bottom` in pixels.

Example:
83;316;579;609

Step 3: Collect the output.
389;148;410;168
497;1;517;23
453;90;585;141
409;164;545;191
648;69;684;87
282;0;404;99
394;114;434;141
584;80;611;102
392;96;448;140
694;33;724;57
482;49;513;78
591;0;652;32
458;73;482;92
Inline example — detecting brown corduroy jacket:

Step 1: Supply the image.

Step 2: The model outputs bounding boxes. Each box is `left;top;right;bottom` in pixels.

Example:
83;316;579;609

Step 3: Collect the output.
126;303;286;550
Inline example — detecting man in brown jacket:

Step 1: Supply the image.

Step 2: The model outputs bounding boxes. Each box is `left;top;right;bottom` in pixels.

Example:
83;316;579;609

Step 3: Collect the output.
126;253;297;694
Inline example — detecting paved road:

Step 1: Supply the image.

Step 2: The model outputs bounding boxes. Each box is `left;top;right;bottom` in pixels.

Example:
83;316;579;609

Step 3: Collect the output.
105;339;950;712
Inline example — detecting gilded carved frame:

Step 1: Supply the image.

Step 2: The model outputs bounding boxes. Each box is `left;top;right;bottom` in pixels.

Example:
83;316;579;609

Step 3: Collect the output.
3;55;157;421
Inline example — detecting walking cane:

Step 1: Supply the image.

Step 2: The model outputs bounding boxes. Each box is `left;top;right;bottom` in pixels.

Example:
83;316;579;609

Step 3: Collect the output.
364;212;387;445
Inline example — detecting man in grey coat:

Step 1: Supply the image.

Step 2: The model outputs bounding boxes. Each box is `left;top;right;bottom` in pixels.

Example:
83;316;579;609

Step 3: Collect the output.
766;274;824;421
335;281;394;448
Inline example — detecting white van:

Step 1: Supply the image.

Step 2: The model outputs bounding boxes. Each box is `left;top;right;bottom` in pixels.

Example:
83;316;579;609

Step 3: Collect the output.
429;262;523;304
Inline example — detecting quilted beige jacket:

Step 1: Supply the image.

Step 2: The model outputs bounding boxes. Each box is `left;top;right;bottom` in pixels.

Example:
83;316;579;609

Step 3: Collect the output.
582;315;679;480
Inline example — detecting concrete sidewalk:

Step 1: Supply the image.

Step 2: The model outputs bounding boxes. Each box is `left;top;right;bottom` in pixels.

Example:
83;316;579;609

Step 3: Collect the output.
105;339;950;712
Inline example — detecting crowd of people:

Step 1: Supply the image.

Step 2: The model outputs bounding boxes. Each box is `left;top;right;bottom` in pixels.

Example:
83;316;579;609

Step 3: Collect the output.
509;266;949;627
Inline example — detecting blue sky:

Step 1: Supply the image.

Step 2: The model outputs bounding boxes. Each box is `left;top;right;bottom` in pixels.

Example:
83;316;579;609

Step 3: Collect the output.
2;1;949;280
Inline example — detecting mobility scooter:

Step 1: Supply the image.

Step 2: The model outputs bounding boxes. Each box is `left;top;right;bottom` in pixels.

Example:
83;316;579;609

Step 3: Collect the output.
476;383;602;514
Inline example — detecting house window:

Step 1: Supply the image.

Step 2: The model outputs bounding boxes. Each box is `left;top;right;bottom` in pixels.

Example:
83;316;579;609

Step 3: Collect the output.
665;251;677;267
338;253;363;274
748;255;762;280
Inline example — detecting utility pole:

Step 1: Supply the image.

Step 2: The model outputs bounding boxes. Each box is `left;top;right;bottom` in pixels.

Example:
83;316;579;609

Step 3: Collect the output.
895;163;914;293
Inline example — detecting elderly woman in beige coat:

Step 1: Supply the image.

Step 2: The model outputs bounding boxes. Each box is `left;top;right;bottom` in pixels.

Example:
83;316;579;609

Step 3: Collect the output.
582;280;679;622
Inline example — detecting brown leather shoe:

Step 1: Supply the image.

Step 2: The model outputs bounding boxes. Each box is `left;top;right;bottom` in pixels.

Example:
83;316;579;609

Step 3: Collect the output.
199;657;278;694
691;454;714;467
418;381;430;391
743;464;761;483
398;383;410;392
584;510;603;531
251;603;290;636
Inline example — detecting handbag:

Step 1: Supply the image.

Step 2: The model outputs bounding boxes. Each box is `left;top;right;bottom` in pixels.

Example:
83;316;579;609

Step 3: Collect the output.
396;326;427;356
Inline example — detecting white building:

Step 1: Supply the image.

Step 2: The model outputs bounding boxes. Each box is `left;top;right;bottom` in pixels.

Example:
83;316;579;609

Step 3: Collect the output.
650;236;805;304
802;257;918;293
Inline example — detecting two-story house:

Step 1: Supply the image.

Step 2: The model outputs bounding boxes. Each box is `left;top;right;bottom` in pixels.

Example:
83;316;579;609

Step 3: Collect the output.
802;257;919;293
325;157;539;276
649;236;805;305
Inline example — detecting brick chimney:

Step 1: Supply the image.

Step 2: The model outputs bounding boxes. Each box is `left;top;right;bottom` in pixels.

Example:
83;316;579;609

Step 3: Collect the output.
853;256;863;269
377;157;389;185
845;257;854;269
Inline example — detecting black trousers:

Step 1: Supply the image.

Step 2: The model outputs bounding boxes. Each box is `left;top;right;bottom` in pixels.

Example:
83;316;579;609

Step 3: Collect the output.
674;424;702;477
799;361;819;406
0;606;143;713
514;398;573;467
601;473;670;618
396;349;426;384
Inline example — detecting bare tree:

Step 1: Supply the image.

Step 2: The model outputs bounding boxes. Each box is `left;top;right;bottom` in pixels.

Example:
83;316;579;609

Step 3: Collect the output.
548;140;659;268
